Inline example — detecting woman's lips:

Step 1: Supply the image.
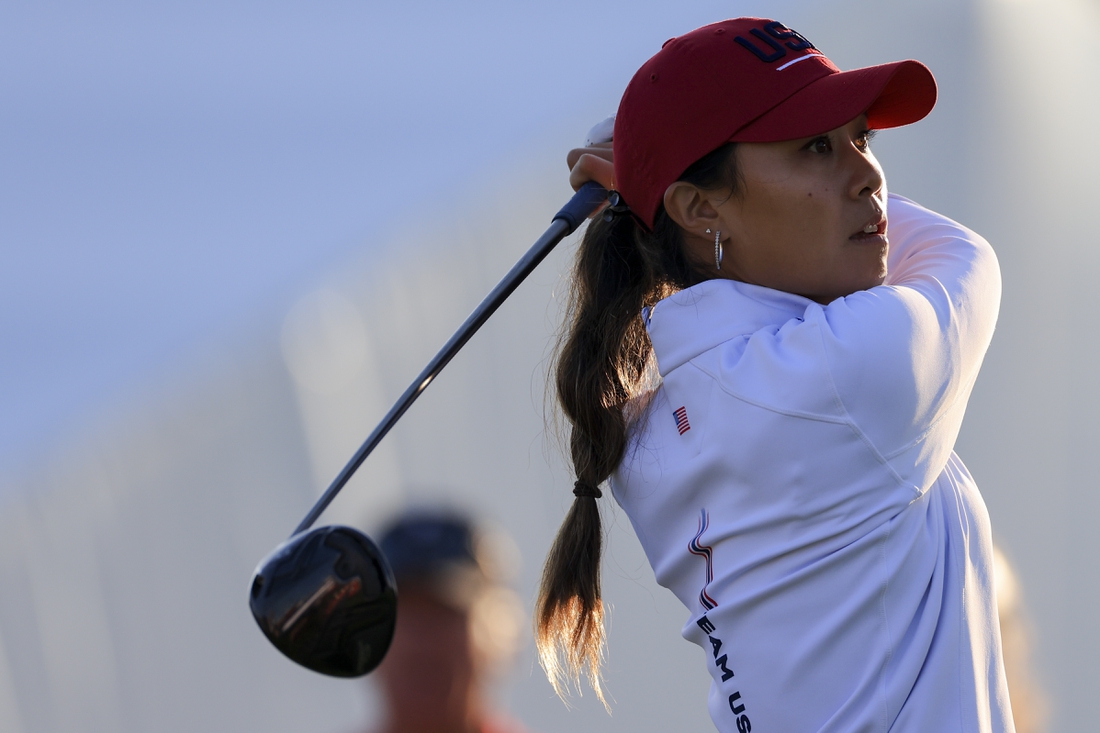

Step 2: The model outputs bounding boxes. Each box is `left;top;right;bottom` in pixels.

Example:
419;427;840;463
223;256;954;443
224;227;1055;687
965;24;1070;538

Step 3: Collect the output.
850;215;887;240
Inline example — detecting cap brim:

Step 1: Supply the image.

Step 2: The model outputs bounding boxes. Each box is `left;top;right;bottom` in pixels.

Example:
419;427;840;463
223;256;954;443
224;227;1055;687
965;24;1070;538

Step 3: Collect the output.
730;59;936;142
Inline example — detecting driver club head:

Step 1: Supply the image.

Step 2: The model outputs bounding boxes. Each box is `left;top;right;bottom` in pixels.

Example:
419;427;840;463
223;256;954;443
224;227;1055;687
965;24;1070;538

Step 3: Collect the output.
249;525;397;677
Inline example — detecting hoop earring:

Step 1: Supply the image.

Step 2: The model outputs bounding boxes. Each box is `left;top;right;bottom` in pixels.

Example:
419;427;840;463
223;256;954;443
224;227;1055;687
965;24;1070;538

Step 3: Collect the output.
714;230;723;270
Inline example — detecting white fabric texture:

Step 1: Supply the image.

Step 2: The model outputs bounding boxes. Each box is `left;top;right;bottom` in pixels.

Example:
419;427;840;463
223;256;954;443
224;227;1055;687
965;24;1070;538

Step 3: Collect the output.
611;195;1013;732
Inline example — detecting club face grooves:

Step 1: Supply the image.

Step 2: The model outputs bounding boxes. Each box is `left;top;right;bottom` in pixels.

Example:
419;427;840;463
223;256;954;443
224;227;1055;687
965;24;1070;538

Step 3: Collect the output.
249;525;397;677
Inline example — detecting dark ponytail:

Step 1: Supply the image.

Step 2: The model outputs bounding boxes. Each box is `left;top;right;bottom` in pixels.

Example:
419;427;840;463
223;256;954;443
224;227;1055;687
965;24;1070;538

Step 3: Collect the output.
536;143;741;706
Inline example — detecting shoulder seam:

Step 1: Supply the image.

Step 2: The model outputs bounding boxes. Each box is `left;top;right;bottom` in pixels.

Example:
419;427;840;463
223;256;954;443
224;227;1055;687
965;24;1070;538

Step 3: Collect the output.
684;360;848;426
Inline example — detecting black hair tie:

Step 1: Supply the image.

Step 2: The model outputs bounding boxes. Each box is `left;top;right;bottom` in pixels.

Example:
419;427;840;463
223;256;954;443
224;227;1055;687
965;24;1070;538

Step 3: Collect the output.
602;190;632;223
573;481;603;499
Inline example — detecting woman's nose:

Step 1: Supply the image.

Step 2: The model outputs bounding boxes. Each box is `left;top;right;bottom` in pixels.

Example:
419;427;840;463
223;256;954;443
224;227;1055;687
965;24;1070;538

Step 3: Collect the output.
848;146;885;200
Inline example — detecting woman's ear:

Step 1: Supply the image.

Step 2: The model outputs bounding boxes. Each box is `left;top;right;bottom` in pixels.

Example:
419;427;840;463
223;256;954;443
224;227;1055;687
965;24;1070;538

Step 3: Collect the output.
663;182;722;238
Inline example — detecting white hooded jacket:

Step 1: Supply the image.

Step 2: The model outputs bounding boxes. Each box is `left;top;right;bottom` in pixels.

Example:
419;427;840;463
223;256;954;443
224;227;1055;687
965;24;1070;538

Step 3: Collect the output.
611;194;1013;732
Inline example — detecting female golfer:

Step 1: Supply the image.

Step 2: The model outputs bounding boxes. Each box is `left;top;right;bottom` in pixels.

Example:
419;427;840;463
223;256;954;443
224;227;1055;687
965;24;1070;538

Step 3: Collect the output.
536;17;1012;732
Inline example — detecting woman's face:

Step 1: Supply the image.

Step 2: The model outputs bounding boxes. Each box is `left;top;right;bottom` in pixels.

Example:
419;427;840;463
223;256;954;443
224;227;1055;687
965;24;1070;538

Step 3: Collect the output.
710;115;888;304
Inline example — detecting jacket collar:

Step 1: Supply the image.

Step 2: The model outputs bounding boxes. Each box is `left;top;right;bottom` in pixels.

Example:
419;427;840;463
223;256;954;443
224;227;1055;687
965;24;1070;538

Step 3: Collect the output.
646;279;814;376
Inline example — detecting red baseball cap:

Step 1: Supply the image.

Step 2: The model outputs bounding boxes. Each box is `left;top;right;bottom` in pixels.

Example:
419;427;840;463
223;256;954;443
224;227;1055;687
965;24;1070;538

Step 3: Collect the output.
613;18;937;228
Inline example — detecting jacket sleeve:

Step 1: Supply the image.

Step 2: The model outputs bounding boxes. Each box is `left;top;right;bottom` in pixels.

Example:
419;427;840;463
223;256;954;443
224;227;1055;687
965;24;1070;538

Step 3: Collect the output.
809;194;1001;487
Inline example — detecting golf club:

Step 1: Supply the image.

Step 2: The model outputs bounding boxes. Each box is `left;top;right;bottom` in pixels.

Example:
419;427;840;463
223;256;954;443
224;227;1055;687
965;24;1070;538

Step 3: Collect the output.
250;181;609;677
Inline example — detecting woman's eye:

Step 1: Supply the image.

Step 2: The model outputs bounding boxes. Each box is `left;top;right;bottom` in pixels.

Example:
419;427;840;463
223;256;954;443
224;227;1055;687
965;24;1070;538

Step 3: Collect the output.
855;129;878;151
806;137;831;153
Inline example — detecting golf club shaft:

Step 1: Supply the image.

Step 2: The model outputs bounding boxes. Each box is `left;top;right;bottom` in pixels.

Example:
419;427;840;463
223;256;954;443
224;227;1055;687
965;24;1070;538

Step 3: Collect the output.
292;182;609;536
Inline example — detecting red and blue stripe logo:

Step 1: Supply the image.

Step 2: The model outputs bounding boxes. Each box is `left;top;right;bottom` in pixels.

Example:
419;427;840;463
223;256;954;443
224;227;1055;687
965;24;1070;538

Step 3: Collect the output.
688;509;717;610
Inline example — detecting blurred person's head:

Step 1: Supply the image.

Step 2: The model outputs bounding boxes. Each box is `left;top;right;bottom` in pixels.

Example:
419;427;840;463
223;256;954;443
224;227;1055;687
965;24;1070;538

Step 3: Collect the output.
370;508;524;733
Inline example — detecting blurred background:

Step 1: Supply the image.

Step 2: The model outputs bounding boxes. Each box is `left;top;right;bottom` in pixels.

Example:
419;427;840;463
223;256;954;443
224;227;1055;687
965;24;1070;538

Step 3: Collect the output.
1;0;1096;731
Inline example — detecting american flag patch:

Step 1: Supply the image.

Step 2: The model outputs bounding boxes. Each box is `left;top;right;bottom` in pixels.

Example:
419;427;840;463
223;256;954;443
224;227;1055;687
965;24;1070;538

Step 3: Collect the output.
673;406;691;435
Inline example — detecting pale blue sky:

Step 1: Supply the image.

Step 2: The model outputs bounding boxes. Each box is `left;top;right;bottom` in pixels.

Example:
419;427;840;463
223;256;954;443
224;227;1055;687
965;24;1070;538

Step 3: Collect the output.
2;1;802;479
